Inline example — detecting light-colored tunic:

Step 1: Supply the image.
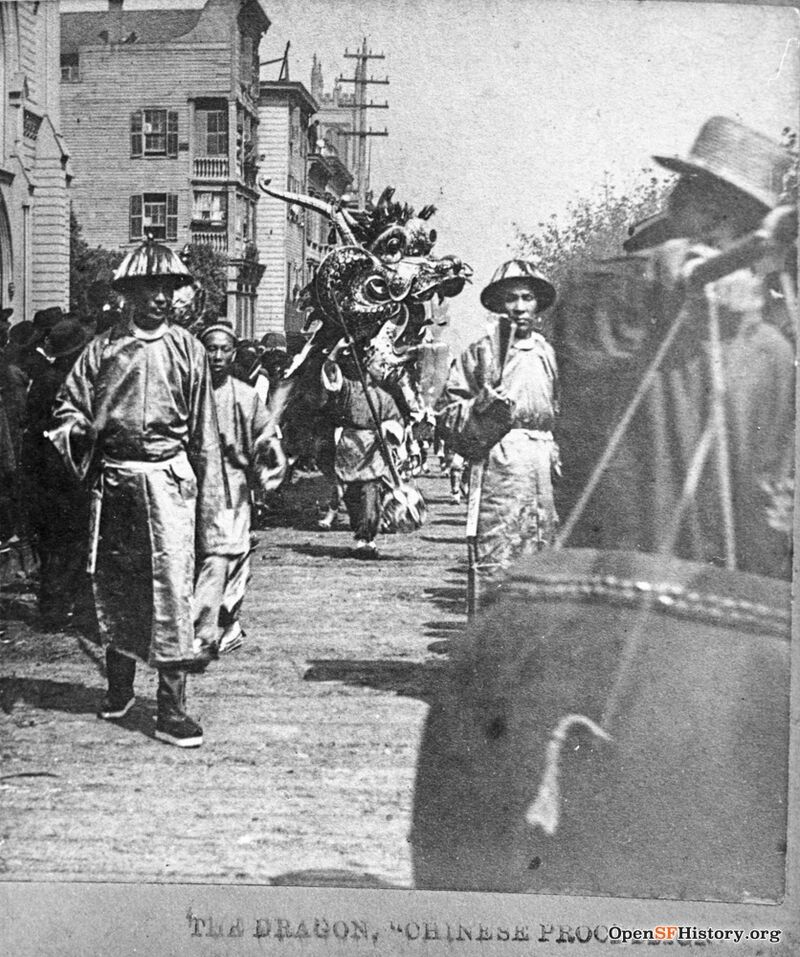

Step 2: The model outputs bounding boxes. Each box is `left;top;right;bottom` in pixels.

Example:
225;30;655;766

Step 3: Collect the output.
48;321;227;666
192;374;273;644
321;364;401;484
212;374;272;553
440;324;559;579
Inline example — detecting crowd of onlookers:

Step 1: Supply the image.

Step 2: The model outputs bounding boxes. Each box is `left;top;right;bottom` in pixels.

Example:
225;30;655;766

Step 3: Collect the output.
0;292;455;636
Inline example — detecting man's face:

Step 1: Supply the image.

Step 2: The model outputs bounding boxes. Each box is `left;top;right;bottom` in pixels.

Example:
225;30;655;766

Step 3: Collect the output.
667;174;751;248
128;281;173;330
501;282;538;337
204;331;236;380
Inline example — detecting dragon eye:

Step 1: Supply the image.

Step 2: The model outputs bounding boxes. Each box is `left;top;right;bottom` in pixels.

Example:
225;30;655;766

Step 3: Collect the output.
365;276;389;300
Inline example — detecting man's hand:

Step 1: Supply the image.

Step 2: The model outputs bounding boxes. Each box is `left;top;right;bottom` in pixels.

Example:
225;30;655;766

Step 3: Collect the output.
254;436;288;493
475;384;512;413
761;204;797;248
70;421;97;462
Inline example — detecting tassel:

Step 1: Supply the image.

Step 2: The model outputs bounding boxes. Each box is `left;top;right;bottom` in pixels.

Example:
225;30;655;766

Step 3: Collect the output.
525;714;610;836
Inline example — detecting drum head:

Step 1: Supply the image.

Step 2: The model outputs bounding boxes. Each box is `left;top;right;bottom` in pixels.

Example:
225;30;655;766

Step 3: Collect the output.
411;548;790;900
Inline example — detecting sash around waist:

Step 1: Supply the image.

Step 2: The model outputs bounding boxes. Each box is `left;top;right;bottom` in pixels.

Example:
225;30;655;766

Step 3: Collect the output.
102;450;190;473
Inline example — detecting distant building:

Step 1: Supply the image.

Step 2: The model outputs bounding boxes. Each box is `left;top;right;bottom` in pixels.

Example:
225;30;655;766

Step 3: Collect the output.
1;1;71;323
255;79;316;342
60;0;270;335
309;55;359;175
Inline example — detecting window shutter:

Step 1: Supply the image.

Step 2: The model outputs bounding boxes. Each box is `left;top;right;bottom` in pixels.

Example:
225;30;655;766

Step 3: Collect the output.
130;195;143;239
166;193;178;241
167;111;179;158
130;110;143;158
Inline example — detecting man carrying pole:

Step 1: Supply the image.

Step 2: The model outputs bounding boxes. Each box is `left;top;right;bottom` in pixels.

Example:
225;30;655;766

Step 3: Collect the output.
556;116;796;579
48;238;228;748
438;261;560;615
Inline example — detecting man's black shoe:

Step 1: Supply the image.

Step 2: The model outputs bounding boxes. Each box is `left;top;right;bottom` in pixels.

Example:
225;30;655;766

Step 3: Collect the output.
155;714;203;748
97;694;136;720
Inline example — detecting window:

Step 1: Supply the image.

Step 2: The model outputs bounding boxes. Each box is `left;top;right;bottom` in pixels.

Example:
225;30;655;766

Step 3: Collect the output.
60;53;79;81
193;191;227;224
239;34;257;90
236;195;256;245
130;193;178;241
131;109;178;158
196;109;228;156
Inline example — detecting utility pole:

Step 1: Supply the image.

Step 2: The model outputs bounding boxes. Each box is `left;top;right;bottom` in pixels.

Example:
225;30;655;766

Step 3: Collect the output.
338;37;388;206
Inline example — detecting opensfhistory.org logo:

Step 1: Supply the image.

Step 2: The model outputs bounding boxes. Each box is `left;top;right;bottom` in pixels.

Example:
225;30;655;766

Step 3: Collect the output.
609;926;782;944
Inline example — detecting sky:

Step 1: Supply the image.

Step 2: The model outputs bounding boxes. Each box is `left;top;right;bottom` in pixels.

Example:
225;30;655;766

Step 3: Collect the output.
62;0;800;349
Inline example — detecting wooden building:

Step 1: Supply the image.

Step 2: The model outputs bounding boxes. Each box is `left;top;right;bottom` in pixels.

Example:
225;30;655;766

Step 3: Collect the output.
255;79;316;342
60;0;269;335
1;1;71;324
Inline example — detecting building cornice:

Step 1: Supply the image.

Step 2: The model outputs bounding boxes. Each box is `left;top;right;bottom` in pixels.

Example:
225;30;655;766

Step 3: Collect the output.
259;81;318;116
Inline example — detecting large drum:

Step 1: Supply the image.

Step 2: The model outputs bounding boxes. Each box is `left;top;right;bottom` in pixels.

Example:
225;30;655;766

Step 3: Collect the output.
411;548;791;901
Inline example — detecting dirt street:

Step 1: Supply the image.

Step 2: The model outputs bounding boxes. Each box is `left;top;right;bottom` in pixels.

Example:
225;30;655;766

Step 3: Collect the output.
0;468;466;888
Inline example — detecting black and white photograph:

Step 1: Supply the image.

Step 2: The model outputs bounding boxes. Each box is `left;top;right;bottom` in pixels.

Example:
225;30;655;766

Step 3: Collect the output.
0;0;798;953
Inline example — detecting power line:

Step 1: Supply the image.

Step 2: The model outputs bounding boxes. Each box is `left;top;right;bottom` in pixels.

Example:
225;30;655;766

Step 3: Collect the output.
336;38;389;205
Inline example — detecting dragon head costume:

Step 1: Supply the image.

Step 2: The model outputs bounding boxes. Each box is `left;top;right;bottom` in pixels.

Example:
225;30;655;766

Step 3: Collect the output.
257;179;472;532
259;180;471;381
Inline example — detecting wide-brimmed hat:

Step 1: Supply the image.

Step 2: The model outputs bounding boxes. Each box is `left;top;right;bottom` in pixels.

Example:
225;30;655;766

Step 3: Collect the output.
112;237;193;291
32;306;64;333
653;116;793;210
8;320;34;346
480;260;556;314
199;321;238;345
45;318;93;358
622;210;677;254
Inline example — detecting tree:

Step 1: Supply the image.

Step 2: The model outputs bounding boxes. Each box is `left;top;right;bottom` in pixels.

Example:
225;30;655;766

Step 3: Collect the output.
69;210;124;317
179;242;228;319
512;171;673;288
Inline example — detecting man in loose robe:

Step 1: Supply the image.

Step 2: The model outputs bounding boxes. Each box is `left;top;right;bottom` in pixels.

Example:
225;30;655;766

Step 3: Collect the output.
321;348;404;558
554;117;795;579
194;322;285;654
48;240;227;748
438;261;560;609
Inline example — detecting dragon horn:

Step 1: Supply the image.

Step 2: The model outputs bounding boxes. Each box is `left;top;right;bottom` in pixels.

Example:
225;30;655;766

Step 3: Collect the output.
257;177;356;244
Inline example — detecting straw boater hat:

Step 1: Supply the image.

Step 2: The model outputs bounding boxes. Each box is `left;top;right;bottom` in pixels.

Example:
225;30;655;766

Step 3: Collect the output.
480;260;557;315
112;236;194;291
653;116;793;211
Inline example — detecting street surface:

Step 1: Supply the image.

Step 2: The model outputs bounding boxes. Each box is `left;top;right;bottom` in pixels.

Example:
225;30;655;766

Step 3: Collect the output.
0;467;465;888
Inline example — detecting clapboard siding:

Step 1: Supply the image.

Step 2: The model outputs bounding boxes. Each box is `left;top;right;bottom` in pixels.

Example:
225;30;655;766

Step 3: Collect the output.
60;0;269;323
255;103;289;332
62;42;231;254
1;2;70;320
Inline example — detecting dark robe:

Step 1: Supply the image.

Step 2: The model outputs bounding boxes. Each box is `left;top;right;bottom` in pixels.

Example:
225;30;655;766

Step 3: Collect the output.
554;240;794;578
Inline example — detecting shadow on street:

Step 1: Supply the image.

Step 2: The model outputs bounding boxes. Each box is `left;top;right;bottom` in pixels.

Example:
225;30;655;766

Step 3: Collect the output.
269;868;399;888
0;675;158;740
303;657;446;703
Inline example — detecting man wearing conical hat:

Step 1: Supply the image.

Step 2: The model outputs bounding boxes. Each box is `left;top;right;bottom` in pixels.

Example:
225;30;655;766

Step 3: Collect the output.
438;261;560;609
555;116;795;578
48;238;229;748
